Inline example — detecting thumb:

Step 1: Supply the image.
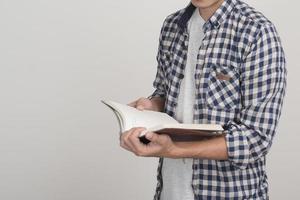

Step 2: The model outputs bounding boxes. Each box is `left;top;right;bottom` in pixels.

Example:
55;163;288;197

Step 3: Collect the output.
145;132;164;144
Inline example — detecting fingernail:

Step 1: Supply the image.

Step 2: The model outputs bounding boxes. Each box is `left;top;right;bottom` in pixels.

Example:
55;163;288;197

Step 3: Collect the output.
139;130;147;137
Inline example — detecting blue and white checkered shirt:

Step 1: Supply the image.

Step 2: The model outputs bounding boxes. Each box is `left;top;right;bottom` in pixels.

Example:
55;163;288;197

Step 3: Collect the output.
148;0;287;199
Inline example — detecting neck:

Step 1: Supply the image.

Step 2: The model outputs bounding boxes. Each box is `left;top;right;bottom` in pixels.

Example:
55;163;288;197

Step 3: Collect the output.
198;0;224;21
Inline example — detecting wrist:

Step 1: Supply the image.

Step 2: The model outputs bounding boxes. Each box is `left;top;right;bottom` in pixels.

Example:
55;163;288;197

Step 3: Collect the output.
150;97;165;112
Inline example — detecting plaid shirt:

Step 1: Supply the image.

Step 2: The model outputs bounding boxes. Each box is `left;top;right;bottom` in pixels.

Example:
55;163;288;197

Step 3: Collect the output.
148;0;287;199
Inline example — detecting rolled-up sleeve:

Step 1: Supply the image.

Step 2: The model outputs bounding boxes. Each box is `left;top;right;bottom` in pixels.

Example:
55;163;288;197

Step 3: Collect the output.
148;49;167;99
147;20;168;100
224;23;287;169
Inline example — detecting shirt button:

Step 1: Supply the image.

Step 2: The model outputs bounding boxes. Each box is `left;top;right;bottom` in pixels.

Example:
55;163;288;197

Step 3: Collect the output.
184;41;188;49
171;102;177;107
178;74;184;79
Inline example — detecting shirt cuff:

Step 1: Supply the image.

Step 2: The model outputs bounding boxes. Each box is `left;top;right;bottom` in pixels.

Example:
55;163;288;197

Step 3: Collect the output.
147;89;166;99
223;121;250;170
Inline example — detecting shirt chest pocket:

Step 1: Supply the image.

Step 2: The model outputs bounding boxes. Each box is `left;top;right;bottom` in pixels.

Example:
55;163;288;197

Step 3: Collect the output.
205;63;240;110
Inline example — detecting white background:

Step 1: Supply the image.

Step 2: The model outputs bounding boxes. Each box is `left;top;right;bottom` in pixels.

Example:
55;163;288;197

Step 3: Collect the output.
0;0;299;199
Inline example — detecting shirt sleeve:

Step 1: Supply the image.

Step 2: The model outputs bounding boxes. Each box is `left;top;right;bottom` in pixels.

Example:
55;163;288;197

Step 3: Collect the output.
147;21;168;100
224;23;287;169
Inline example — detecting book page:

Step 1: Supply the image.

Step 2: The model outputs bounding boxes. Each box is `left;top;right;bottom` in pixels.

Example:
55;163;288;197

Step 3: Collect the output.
102;100;178;133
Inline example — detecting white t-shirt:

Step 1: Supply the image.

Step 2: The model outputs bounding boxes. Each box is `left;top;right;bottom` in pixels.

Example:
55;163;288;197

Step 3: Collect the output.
160;8;205;200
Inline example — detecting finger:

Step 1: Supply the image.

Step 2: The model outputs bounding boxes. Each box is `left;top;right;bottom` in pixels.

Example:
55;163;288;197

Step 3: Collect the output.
136;104;145;111
128;127;146;154
145;132;166;145
127;127;144;146
122;129;136;151
120;132;131;150
120;132;132;151
136;98;147;111
129;127;146;144
127;98;147;110
120;138;132;152
138;97;155;111
127;100;137;108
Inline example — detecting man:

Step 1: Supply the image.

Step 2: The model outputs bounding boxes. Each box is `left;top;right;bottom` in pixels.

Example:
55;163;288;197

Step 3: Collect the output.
121;0;287;199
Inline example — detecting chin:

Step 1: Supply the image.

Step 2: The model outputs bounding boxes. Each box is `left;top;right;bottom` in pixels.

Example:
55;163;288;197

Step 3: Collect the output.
191;0;223;9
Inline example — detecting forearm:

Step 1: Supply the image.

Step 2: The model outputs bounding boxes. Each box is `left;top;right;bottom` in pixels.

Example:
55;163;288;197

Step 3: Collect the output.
169;135;229;160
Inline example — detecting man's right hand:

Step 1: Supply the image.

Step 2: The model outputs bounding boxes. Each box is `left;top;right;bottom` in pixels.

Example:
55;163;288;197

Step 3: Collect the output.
127;97;165;112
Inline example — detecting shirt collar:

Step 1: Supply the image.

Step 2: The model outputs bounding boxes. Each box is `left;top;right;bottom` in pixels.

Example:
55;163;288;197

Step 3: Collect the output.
177;0;237;32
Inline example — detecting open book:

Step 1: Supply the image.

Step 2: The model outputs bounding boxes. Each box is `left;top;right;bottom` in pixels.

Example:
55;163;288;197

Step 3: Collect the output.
101;100;224;143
